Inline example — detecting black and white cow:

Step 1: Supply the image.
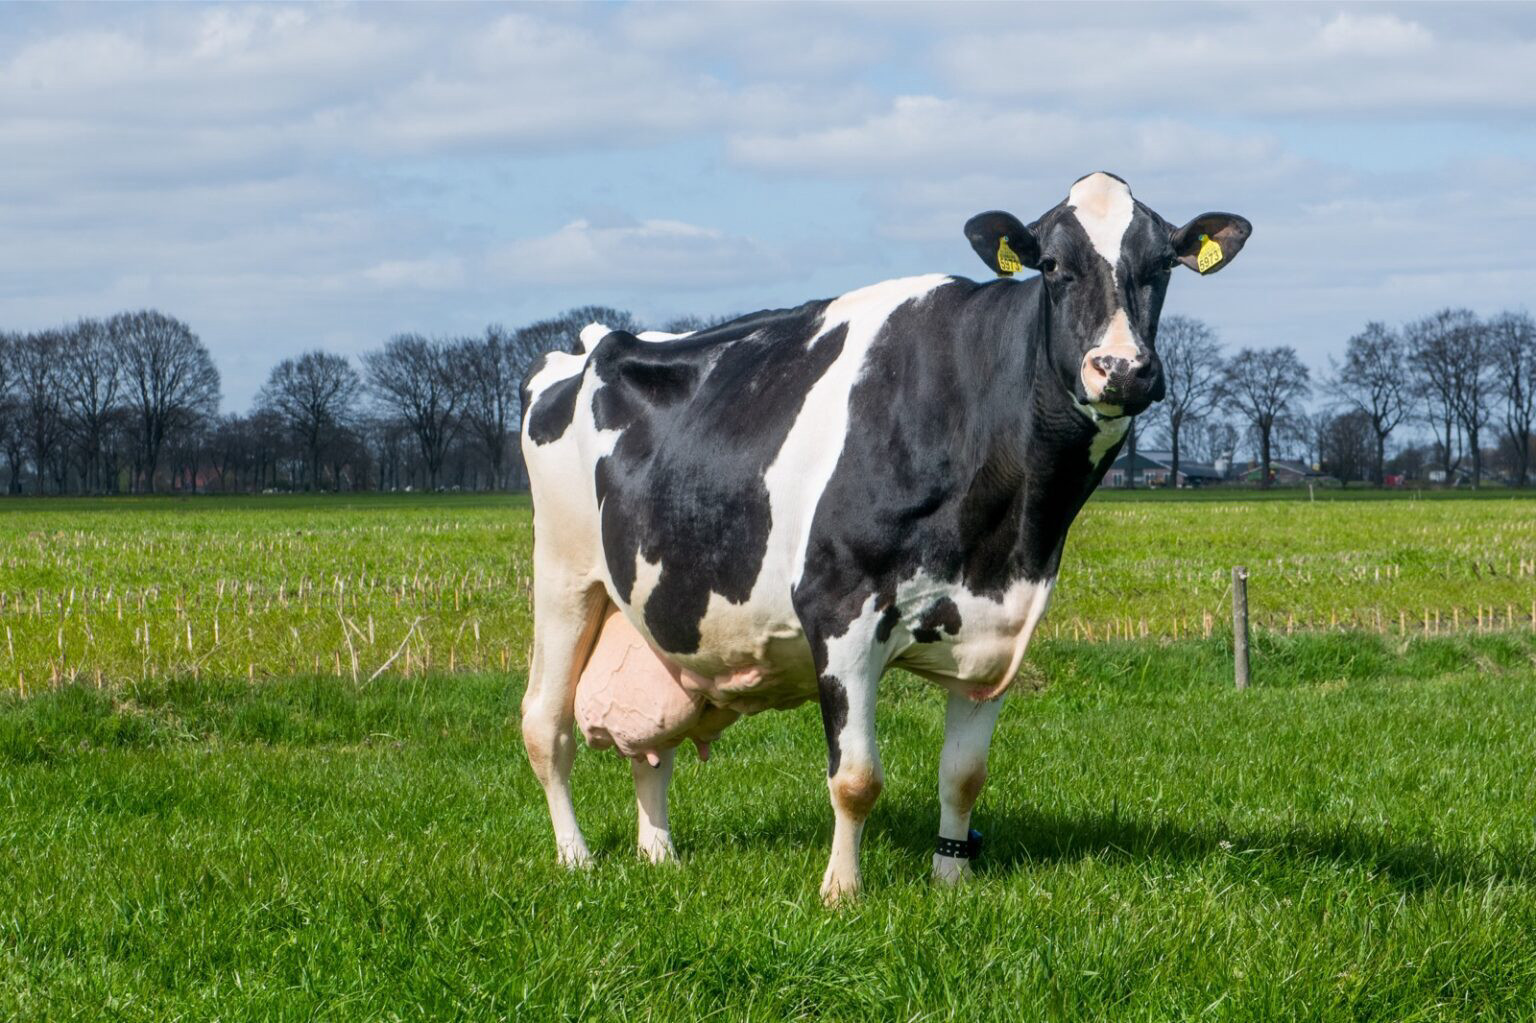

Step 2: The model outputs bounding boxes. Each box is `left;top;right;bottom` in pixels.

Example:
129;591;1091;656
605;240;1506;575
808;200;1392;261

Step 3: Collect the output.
520;172;1249;902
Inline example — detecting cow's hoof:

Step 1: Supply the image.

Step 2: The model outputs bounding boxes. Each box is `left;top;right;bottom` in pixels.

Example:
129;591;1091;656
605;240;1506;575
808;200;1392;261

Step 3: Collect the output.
819;875;861;907
932;854;973;885
556;841;594;870
639;839;679;865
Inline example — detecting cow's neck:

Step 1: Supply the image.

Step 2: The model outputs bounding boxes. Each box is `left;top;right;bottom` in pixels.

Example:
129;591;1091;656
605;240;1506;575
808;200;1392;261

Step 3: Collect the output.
956;279;1126;587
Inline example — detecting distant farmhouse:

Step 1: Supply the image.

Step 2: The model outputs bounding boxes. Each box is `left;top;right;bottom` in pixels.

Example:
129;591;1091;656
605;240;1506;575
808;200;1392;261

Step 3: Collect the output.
1102;449;1227;489
1233;459;1330;486
1103;450;1334;488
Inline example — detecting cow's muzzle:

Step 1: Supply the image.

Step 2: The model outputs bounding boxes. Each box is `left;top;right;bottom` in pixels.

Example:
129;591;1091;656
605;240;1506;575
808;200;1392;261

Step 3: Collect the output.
1079;349;1164;416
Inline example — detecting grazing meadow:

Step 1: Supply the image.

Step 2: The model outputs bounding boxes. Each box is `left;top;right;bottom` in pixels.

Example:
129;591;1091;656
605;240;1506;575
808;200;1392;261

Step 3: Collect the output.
4;490;1536;1019
1;490;1533;691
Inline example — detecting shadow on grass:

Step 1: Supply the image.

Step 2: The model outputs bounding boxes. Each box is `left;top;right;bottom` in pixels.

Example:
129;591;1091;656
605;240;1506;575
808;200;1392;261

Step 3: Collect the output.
880;801;1536;892
677;793;1533;893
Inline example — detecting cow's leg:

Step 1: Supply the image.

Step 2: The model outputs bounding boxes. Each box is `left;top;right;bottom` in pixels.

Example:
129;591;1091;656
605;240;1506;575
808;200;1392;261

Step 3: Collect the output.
521;580;607;868
810;620;888;905
631;746;678;863
933;693;1004;884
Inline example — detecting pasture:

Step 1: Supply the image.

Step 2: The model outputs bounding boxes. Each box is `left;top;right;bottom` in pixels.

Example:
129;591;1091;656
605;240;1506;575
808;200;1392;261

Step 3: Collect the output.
4;491;1536;1019
1;490;1534;690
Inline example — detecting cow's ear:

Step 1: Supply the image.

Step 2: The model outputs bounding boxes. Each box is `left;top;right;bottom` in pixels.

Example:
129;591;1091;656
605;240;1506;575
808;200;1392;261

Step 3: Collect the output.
1171;213;1251;275
964;211;1041;278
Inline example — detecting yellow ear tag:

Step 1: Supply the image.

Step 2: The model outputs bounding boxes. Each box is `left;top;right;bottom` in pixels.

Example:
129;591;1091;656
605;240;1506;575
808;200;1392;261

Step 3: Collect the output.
996;237;1023;276
1196;234;1223;274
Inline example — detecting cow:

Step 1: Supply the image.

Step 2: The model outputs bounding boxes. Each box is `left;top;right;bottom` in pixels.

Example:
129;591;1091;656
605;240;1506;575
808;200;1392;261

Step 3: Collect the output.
519;172;1249;903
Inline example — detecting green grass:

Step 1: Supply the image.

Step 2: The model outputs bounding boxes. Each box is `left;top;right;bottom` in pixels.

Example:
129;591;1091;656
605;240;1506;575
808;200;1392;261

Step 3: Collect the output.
1;490;1533;690
4;492;1536;1018
4;632;1536;1019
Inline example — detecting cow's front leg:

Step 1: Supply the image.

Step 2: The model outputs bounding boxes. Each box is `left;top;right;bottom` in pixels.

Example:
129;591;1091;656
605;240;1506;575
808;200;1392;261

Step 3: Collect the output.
631;747;678;864
933;692;1004;884
811;624;888;906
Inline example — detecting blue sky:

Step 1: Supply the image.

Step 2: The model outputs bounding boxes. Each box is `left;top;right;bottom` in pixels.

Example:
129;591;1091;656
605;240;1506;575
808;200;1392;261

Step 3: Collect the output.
3;1;1535;411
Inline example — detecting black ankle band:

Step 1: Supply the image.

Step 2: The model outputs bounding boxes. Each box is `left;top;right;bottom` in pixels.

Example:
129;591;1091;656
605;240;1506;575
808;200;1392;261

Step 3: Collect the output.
936;829;983;860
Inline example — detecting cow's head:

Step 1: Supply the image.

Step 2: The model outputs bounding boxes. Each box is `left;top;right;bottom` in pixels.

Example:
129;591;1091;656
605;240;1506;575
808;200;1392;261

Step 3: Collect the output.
964;172;1249;419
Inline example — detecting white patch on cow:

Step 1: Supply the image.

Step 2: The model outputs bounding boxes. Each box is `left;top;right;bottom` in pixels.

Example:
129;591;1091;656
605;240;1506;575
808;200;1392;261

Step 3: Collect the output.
636;329;693;342
1087;309;1138;360
628;550;665;621
768;274;952;584
1067;173;1134;275
892;571;1055;697
577;322;610;353
523;350;586;411
1088;414;1131;466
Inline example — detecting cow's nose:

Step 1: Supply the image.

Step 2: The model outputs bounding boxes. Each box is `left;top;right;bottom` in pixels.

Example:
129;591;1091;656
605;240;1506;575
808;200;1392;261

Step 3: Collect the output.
1089;355;1123;379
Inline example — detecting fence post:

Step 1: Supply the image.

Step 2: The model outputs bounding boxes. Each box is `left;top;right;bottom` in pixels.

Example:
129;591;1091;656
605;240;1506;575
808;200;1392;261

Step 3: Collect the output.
1232;565;1250;691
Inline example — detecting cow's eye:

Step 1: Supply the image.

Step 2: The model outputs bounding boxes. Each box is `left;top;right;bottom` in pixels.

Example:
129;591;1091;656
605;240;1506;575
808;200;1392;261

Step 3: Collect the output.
1039;257;1058;275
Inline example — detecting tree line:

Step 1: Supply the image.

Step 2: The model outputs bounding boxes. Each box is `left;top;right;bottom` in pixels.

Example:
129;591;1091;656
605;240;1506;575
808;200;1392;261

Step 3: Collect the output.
1130;308;1535;488
2;304;1532;495
0;305;655;495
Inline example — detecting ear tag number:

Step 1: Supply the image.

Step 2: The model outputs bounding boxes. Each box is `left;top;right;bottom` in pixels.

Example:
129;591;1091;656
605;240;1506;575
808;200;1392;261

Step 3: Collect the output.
996;237;1023;276
1196;234;1223;274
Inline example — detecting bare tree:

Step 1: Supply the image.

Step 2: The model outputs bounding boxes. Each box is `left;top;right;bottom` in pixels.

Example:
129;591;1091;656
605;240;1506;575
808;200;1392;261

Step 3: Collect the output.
59;317;122;493
1489;311;1536;486
459;326;523;490
362;334;465;490
1222;346;1311;488
1183;417;1240;470
13;330;67;494
1406;308;1487;486
111;310;221;492
1151;315;1223;486
1329;322;1409;486
257;350;363;491
1318;409;1374;485
0;332;22;493
1453;317;1494;488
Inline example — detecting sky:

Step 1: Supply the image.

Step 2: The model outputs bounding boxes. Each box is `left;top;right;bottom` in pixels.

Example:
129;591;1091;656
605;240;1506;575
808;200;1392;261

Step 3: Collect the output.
3;1;1535;412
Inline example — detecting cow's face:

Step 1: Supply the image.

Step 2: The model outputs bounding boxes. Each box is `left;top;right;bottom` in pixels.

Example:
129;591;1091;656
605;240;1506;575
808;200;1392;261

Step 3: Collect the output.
964;172;1250;418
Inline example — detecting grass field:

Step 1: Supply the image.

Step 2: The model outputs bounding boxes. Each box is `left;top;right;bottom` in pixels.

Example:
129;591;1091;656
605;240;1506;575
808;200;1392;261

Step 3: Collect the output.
4;634;1536;1019
1;490;1533;690
4;491;1536;1019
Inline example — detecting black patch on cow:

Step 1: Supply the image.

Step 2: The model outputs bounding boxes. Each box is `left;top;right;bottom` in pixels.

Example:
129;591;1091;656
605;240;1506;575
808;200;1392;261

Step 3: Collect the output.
586;301;847;654
874;602;900;644
524;371;583;446
791;272;1131;647
818;674;848;776
912;597;962;643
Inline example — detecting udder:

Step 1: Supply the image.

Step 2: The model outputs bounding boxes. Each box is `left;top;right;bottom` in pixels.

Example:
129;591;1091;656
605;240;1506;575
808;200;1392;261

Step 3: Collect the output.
574;607;740;763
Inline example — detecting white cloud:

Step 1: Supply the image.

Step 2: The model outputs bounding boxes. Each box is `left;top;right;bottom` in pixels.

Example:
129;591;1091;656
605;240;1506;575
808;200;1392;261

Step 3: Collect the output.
933;8;1536;116
490;217;799;289
1318;12;1432;55
360;257;466;291
730;96;1289;179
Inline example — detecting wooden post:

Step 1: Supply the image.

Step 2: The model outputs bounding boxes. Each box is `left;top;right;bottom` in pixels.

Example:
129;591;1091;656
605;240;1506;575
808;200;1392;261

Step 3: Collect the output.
1232;565;1250;691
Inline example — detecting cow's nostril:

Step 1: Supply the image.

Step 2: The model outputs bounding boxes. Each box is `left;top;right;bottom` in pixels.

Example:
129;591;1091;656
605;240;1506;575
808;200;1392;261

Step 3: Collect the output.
1089;356;1113;377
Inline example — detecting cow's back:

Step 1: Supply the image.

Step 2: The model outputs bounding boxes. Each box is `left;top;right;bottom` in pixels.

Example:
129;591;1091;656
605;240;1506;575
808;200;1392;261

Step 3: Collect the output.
522;274;957;690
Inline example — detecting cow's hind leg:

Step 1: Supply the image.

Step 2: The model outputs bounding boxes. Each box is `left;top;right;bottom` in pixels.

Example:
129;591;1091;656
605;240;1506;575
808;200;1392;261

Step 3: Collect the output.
933;693;1004;884
808;617;889;905
631;746;678;863
522;579;607;868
